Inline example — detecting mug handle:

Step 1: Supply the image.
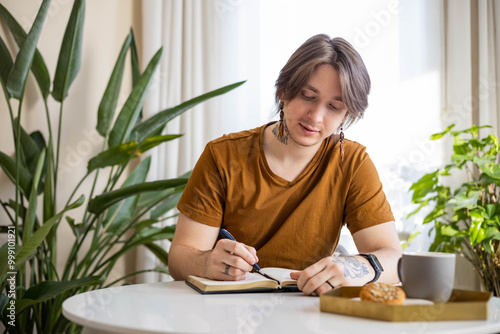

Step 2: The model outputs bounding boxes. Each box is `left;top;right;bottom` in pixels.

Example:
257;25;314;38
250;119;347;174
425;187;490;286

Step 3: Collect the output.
397;257;403;282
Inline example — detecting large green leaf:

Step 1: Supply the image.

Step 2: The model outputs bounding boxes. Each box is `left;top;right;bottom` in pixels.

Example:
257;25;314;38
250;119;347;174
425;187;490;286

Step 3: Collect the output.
14;119;43;176
135;225;176;242
481;163;500;180
469;210;486;245
16;276;101;314
422;208;446;224
5;0;51;99
484;204;499;220
0;292;8;316
484;134;500;156
0;243;8;282
51;0;85;102
136;188;175;212
129;28;143;126
129;28;140;87
0;3;50;99
446;189;481;210
452;124;492;137
0;242;20;283
23;149;46;244
96;32;132;137
409;171;439;203
87;134;182;173
130;81;246;143
138;134;183;152
144;242;169;265
88;178;188;215
43;142;54;222
0;195;85;278
87;142;138;173
472;155;497;166
0;151;32;197
134;218;160;232
150;190;183;220
429;124;455;140
108;48;163;147
29;130;46;151
0;36;13;91
104;157;151;234
129;28;143;125
452;135;470;156
484;231;500;254
484;227;500;253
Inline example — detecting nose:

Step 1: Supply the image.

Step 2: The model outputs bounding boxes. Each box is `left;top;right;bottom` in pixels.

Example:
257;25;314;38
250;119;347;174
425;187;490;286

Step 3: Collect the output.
307;103;324;125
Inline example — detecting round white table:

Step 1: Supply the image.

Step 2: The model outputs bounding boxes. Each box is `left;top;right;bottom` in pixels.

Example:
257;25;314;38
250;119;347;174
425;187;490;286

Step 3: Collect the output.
62;281;500;334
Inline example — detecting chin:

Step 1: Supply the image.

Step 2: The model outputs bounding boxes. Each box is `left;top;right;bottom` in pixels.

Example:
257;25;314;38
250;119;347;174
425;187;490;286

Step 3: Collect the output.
290;135;322;147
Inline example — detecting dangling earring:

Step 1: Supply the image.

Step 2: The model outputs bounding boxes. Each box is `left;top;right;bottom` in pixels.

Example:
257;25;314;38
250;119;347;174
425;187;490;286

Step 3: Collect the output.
340;126;344;161
278;101;284;139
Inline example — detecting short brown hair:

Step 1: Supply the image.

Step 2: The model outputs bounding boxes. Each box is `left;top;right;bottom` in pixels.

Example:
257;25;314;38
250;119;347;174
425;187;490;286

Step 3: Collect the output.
274;34;370;129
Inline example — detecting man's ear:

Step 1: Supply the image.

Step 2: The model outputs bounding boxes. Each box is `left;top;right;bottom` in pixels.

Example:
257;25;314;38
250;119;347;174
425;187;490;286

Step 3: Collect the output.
342;112;348;124
279;92;285;102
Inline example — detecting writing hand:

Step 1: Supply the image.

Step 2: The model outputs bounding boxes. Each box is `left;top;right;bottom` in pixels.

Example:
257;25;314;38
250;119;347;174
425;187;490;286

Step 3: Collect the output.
205;238;259;281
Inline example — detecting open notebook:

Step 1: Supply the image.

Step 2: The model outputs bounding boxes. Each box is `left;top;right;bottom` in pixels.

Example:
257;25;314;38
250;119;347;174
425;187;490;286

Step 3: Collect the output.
186;267;299;294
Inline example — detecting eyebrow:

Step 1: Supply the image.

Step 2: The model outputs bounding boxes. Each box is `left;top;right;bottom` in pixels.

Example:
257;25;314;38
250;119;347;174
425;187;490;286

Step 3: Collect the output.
304;84;343;102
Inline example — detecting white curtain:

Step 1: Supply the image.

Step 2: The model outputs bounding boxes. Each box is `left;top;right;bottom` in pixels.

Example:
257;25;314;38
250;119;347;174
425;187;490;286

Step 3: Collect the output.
442;0;500;290
443;0;500;135
137;0;261;282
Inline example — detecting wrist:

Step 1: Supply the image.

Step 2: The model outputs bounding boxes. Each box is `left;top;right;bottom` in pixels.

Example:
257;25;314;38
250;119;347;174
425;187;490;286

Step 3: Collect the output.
357;253;383;283
202;249;216;279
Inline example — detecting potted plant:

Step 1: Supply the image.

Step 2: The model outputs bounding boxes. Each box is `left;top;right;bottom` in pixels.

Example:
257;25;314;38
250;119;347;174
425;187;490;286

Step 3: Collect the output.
407;124;500;296
0;0;243;332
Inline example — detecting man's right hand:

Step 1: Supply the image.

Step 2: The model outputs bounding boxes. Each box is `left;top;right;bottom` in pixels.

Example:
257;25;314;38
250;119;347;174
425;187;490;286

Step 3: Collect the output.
205;239;259;281
169;213;260;281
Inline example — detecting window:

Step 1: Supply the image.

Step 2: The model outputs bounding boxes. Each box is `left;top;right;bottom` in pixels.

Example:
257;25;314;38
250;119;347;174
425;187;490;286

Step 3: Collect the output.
221;0;444;252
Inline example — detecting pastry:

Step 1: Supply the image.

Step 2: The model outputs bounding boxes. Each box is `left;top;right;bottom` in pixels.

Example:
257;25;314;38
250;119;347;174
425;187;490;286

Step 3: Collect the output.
359;282;406;305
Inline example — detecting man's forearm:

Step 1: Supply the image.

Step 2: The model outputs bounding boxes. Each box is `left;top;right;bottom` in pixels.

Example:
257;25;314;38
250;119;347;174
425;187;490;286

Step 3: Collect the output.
363;247;402;284
332;247;402;286
169;245;210;280
350;221;403;285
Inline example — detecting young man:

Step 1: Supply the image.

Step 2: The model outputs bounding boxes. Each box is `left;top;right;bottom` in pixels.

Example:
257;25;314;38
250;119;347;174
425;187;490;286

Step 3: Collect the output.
169;34;402;296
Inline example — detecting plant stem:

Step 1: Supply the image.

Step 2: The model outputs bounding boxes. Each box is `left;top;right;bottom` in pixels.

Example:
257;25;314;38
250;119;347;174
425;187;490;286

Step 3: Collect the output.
92;215;146;272
73;216;107;279
68;214;109;281
62;214;97;281
54;101;64;210
43;99;55;167
82;135;109;224
0;201;15;224
46;102;65;282
463;240;486;286
59;173;91;281
14;92;24;291
63;172;89;210
91;195;169;276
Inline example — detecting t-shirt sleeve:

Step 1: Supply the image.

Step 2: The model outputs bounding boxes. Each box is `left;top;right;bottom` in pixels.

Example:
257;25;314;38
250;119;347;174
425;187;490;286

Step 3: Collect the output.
343;153;394;235
176;143;226;227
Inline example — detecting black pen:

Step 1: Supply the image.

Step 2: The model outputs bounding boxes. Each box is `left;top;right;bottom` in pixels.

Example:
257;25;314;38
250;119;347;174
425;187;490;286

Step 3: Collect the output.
219;228;279;283
219;228;262;271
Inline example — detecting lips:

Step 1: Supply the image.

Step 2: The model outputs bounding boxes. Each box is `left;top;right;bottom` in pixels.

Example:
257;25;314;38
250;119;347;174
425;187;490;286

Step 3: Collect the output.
300;123;319;135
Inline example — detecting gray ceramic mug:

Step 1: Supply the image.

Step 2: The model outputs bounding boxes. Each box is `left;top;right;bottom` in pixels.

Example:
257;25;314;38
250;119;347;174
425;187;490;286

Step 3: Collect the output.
397;252;456;303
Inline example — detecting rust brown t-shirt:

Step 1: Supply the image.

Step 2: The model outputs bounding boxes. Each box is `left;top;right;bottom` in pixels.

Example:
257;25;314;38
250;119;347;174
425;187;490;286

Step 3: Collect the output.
177;123;394;270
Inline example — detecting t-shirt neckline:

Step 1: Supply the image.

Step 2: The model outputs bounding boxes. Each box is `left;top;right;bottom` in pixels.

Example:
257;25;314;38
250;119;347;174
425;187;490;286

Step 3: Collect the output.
259;122;331;187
